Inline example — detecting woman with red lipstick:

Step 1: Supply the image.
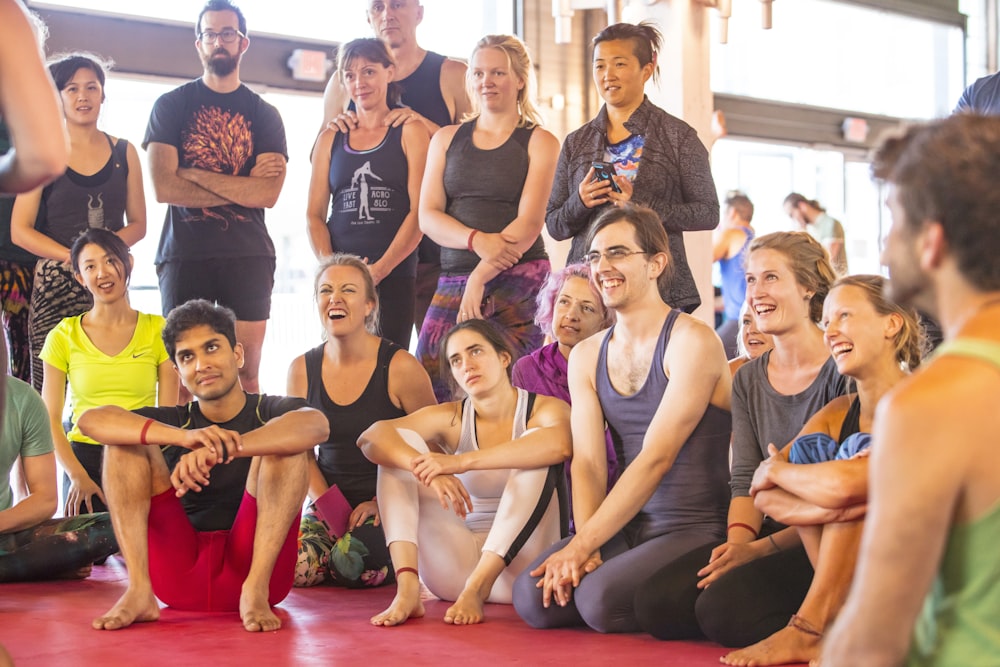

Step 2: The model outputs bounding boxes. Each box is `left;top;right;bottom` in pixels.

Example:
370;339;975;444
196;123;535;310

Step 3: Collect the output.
359;319;571;627
288;254;435;588
11;53;146;392
632;232;845;646
39;229;176;516
307;38;428;350
545;22;719;315
416;34;559;401
712;274;922;666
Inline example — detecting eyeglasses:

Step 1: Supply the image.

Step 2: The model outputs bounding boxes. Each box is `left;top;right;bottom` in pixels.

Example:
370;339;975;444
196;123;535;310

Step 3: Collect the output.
198;29;245;44
584;248;647;266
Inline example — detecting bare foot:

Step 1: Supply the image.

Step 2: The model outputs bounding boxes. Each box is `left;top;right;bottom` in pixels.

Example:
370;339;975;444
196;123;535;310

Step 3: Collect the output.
240;589;281;632
720;622;823;666
92;588;160;630
443;589;486;625
371;577;425;627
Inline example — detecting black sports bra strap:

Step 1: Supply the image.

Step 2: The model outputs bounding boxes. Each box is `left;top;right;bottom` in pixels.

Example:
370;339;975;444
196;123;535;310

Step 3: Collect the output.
837;396;862;443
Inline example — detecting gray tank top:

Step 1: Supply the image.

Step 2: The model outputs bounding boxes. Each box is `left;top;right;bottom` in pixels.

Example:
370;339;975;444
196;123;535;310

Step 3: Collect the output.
596;310;731;542
439;120;548;274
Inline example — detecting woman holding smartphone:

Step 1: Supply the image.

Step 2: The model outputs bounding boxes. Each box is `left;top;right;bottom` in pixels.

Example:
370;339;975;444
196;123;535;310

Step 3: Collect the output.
544;22;718;314
416;34;559;401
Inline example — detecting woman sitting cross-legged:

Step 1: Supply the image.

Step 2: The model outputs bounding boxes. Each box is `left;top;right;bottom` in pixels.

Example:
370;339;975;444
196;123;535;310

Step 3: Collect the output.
715;275;923;666
358;319;571;626
288;254;435;588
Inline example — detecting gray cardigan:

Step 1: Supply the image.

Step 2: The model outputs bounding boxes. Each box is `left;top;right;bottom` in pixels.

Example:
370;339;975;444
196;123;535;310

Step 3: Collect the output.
545;97;719;312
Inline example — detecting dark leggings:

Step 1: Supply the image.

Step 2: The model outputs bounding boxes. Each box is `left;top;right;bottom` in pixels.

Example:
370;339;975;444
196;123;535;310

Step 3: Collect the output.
62;441;108;514
513;528;719;633
0;513;117;582
375;271;416;351
634;539;814;647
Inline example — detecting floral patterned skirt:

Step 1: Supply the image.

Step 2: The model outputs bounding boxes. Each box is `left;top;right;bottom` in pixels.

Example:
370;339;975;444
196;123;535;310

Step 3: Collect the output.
294;505;393;588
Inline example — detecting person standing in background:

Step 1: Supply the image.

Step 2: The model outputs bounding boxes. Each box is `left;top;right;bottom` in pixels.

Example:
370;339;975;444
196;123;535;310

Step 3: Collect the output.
545;22;719;314
953;69;1000;113
415;34;558;401
12;53;147;393
325;0;472;337
714;190;755;359
783;193;848;276
144;0;287;396
308;38;428;349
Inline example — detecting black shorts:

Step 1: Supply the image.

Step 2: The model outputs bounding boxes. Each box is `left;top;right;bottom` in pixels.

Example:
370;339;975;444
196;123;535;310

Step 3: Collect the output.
156;257;275;321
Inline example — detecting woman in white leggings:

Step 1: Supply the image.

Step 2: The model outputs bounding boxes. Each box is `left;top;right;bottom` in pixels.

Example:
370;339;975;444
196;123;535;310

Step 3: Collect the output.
359;319;571;627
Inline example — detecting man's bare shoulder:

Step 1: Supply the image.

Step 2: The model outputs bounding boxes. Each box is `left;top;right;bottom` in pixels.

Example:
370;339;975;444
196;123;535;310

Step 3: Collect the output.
892;355;998;409
880;353;1000;448
568;328;608;371
440;56;468;80
671;311;725;349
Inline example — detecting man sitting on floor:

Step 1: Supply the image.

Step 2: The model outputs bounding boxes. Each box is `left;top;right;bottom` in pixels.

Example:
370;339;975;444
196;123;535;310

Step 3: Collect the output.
0;373;116;582
79;299;328;632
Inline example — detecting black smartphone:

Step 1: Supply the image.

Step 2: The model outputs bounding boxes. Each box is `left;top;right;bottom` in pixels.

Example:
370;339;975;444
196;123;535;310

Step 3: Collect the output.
591;160;622;193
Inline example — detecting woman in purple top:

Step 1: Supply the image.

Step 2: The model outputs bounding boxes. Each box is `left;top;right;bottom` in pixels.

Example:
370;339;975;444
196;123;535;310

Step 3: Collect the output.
511;264;617;527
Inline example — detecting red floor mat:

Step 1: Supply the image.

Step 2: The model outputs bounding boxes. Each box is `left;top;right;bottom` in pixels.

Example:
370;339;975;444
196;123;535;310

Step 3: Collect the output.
0;557;803;666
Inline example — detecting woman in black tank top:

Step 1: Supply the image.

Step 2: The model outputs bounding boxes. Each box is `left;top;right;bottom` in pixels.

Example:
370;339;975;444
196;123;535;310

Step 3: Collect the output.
287;255;435;588
10;53;147;392
414;35;560;402
306;38;429;350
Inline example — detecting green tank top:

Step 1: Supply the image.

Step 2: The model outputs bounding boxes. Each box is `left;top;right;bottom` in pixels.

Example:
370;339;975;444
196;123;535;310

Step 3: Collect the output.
907;338;1000;667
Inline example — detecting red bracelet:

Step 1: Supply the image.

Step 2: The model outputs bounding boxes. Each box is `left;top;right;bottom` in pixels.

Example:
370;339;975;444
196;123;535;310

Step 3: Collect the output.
395;567;418;578
139;418;155;446
467;229;479;252
727;522;758;539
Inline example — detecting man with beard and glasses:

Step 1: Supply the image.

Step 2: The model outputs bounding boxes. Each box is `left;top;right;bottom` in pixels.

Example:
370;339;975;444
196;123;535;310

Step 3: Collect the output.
143;0;287;399
820;114;1000;666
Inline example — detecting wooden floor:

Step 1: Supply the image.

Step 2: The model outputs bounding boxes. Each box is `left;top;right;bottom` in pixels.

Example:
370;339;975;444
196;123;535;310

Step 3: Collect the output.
0;556;809;666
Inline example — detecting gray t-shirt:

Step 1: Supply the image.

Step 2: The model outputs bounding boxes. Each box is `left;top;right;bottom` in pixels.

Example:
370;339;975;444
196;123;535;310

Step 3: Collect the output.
730;351;846;498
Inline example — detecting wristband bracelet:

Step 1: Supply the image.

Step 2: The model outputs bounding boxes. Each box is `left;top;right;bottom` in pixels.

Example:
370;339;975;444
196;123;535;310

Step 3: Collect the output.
727;522;759;539
395;566;418;578
467;229;479;252
218;440;229;463
139;418;155;446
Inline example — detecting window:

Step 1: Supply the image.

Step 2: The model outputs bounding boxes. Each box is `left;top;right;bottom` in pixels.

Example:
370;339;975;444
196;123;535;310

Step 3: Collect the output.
711;0;965;118
35;0;516;59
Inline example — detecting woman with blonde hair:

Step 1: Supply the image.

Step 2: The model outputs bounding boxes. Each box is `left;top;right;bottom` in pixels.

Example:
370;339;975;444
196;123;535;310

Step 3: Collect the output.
715;274;922;665
416;34;559;401
288;254;435;588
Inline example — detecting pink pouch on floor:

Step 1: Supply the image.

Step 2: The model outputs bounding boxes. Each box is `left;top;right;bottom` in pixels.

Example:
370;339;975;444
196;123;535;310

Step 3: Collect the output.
313;485;352;538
